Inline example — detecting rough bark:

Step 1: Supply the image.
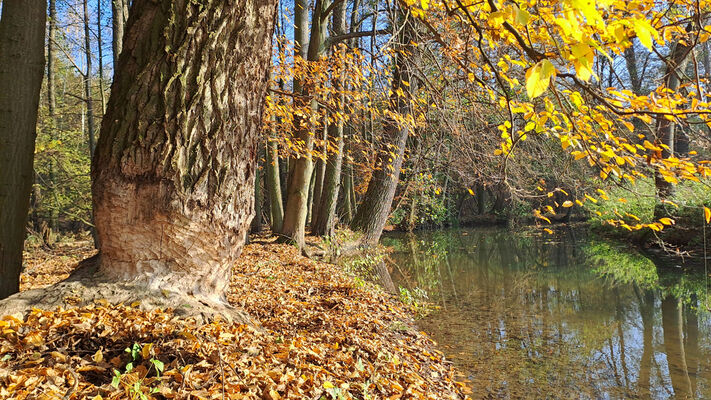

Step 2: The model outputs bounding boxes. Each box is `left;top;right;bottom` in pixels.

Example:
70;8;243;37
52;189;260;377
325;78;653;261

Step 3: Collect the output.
0;0;47;300
279;0;329;248
312;0;347;237
351;12;414;246
91;0;277;304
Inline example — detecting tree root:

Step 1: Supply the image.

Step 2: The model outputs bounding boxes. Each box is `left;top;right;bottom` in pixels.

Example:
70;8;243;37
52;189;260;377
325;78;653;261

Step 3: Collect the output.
0;255;255;325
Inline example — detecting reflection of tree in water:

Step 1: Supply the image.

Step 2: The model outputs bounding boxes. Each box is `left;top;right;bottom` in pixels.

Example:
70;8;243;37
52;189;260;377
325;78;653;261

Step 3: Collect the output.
386;228;711;399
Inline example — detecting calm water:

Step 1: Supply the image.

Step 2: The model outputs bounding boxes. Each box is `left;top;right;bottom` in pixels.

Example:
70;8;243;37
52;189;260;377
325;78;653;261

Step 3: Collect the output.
383;227;711;399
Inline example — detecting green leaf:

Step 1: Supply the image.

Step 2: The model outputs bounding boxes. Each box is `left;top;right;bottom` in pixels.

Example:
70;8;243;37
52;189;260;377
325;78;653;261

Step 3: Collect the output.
111;370;121;389
151;359;165;374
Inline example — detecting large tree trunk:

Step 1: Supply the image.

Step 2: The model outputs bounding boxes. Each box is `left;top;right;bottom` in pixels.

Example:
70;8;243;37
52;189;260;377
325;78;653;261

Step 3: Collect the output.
0;0;47;300
351;12;414;246
91;0;277;303
279;0;329;248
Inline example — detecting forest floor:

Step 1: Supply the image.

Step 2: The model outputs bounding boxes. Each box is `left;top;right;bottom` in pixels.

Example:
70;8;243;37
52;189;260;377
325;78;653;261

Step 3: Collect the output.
1;234;470;399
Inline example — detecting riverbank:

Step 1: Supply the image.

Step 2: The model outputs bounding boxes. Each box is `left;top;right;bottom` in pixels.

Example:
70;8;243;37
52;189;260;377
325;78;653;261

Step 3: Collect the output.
0;235;469;399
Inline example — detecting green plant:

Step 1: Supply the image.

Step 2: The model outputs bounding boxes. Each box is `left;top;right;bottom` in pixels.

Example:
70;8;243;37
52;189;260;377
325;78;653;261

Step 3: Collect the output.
111;342;165;400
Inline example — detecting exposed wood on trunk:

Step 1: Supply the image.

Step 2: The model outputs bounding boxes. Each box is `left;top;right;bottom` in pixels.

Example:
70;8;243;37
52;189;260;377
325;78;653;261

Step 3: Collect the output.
91;0;277;303
0;0;47;299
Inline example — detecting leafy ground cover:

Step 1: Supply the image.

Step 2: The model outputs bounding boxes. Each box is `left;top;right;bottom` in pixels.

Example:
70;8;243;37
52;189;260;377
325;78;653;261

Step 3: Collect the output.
1;235;469;399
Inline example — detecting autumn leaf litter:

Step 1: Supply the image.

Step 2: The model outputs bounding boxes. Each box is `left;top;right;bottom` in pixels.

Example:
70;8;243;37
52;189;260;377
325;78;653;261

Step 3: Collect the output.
1;236;469;399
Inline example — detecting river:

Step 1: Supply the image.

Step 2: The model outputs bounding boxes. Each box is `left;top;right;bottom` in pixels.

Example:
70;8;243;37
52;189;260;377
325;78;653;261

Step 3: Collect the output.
384;227;711;399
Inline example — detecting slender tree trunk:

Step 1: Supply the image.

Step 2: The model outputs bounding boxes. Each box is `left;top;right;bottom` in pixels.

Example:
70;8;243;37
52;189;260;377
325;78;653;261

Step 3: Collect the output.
339;152;354;224
47;0;58;232
97;0;106;114
351;11;415;246
654;34;692;207
111;0;128;62
91;0;277;302
251;144;264;233
83;0;96;158
310;127;326;227
279;0;329;248
0;0;47;300
313;0;346;237
623;46;642;95
266;125;284;231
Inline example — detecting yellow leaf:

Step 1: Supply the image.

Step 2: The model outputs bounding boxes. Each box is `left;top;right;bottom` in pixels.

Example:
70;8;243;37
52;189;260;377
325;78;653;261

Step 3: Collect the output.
515;7;530;25
142;343;153;359
562;201;574;208
525;60;555;98
323;381;336;389
659;218;675;226
544;228;553;234
705;207;711;224
632;19;658;51
571;43;595;81
467;188;475;196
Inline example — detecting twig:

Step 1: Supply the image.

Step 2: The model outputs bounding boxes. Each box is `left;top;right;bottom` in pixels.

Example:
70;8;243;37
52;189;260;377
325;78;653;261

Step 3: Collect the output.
62;368;79;400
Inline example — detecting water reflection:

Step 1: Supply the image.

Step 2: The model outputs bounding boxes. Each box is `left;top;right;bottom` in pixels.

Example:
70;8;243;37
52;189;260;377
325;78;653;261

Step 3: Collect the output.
383;228;711;399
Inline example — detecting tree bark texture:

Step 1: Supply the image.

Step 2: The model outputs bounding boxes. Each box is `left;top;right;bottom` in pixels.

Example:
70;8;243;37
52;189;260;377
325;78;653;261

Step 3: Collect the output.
351;13;414;246
0;0;47;299
91;0;277;303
